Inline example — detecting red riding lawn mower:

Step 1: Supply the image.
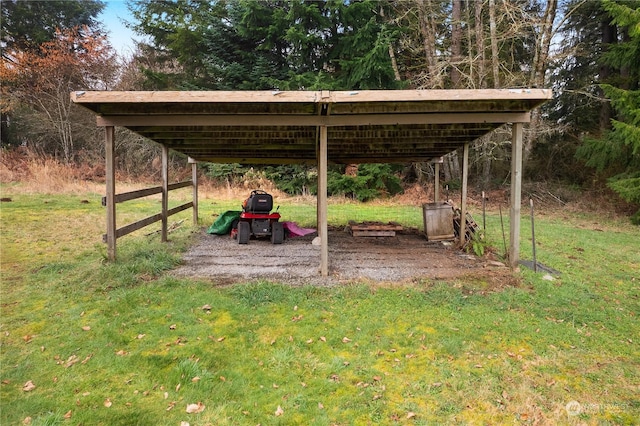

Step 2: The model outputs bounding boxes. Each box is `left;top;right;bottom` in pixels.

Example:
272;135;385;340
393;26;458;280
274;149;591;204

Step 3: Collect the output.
231;190;284;245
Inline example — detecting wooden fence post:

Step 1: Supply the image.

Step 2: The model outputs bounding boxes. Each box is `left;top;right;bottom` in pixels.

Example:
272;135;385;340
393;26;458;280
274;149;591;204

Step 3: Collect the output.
318;125;328;277
189;157;198;226
161;145;169;242
459;144;469;247
105;126;116;261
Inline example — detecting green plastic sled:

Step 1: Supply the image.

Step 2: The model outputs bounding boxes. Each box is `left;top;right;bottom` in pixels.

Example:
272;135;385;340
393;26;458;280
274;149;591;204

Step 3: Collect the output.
207;210;241;235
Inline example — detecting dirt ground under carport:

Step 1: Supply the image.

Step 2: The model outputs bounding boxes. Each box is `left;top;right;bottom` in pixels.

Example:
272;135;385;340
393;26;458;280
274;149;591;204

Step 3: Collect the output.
172;227;515;287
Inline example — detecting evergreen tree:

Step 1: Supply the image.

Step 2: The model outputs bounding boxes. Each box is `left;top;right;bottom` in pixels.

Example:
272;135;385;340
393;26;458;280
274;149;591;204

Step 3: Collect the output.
1;0;105;57
576;1;640;223
128;0;401;90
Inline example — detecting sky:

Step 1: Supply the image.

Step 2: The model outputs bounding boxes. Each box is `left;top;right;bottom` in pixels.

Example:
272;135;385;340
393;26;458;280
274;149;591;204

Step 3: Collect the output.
98;0;139;56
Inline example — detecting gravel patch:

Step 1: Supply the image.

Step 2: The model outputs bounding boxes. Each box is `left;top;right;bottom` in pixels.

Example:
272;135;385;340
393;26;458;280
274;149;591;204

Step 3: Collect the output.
172;228;510;285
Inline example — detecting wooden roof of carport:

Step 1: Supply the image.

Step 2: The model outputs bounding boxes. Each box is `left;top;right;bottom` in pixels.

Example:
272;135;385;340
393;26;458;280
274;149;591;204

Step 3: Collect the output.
72;89;550;164
71;89;552;276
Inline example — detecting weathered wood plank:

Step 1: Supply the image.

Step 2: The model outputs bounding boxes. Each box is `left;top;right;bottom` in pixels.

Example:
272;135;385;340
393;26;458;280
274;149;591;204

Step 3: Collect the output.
101;181;192;206
72;89;552;105
351;230;397;237
96;112;531;127
167;202;193;217
102;213;163;242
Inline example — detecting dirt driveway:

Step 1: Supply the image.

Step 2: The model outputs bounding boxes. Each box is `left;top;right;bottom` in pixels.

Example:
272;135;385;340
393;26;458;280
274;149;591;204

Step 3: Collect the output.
173;227;512;286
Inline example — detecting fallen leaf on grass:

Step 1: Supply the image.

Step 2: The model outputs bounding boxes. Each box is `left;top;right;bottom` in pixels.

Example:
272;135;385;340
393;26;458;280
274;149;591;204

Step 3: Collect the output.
191;376;200;383
186;402;205;413
104;398;112;408
23;335;34;343
136;334;145;339
407;411;416;419
23;416;32;424
320;336;326;342
115;350;127;356
274;405;284;416
342;337;352;343
318;402;324;409
81;326;91;331
64;355;80;368
64;410;72;419
169;324;177;330
22;381;36;392
201;304;212;311
181;422;190;426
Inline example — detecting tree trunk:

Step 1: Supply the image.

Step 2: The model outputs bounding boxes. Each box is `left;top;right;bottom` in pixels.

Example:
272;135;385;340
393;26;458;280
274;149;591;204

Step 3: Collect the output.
530;0;557;88
475;0;485;88
524;0;557;165
443;150;461;185
380;5;402;82
599;18;617;134
417;0;442;88
488;0;500;88
450;0;462;87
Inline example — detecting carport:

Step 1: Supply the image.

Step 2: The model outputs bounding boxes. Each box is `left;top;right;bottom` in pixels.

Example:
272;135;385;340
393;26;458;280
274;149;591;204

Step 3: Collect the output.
71;89;552;276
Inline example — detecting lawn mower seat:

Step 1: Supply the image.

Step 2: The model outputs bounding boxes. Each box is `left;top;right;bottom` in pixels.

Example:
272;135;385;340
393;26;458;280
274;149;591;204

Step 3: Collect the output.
243;190;273;213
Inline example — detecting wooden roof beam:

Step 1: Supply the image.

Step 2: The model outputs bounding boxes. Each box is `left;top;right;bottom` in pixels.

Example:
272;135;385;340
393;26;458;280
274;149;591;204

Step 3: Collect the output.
97;112;530;127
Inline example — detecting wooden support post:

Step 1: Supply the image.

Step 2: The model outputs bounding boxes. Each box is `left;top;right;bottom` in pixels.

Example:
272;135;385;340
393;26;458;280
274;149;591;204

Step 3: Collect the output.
189;157;198;226
161;144;169;242
105;126;116;261
509;123;524;267
434;157;442;202
318;125;329;277
434;163;440;202
459;144;469;247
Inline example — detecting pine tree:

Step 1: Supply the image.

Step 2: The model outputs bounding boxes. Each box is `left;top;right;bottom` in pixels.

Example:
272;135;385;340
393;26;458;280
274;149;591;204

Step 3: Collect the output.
576;1;640;223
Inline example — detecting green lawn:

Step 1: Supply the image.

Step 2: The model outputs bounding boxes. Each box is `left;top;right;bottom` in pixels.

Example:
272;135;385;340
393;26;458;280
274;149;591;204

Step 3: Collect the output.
1;188;638;425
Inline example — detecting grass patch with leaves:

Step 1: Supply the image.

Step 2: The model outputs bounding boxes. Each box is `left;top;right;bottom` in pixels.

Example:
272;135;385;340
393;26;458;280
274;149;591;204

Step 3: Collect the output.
1;190;638;425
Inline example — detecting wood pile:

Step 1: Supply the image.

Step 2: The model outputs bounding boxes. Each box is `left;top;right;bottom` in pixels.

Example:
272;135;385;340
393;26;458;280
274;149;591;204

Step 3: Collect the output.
348;221;404;237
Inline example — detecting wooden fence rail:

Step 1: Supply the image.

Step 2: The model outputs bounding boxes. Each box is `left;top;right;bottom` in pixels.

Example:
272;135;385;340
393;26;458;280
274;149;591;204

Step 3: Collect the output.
101;181;193;206
103;128;199;260
101;182;194;242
